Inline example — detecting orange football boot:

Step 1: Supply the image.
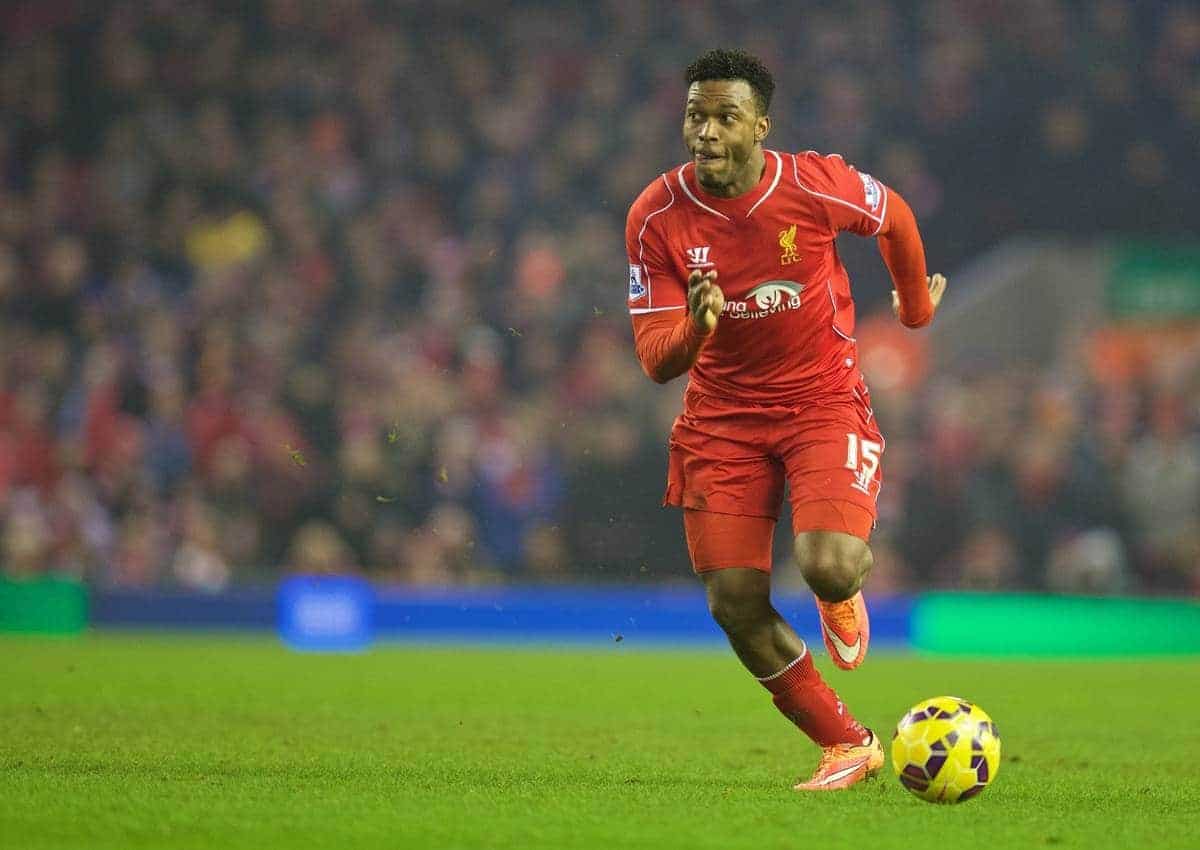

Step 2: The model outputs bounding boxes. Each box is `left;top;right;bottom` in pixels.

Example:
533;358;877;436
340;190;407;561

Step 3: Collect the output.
815;590;870;670
793;730;884;791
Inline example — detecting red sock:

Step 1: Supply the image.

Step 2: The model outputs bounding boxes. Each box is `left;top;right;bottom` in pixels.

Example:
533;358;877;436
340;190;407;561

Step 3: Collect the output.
757;648;870;746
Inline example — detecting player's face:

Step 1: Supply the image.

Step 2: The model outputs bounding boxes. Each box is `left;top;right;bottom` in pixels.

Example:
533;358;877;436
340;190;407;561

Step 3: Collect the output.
683;80;770;196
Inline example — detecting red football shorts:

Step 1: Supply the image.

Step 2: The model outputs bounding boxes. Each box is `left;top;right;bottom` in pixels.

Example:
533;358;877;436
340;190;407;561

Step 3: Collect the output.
665;382;883;573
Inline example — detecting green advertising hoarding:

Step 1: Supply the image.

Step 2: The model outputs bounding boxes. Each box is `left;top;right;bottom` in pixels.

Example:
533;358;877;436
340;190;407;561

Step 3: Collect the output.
1108;243;1200;317
0;577;88;634
913;592;1200;656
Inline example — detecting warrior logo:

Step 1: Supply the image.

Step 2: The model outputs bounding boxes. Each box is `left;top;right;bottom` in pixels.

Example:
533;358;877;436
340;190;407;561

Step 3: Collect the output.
685;246;713;268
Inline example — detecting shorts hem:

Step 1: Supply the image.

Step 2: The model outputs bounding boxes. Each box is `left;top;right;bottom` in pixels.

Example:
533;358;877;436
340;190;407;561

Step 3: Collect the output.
692;561;773;575
790;498;875;541
663;487;779;520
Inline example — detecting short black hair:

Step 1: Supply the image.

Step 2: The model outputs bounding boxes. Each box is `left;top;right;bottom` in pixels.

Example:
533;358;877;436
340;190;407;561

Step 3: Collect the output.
685;49;775;114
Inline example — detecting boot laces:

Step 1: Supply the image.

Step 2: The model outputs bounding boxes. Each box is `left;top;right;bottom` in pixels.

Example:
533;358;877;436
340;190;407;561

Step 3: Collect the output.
821;596;859;632
820;730;873;768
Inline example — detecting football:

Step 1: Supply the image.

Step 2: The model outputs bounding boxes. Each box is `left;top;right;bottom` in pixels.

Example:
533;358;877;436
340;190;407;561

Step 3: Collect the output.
891;696;1001;803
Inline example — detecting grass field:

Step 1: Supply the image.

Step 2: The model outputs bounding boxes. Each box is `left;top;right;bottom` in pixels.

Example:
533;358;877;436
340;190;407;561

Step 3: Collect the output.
2;634;1198;850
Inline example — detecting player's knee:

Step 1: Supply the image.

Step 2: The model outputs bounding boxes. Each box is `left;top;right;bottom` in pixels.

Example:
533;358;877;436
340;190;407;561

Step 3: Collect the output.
794;532;872;602
798;554;861;602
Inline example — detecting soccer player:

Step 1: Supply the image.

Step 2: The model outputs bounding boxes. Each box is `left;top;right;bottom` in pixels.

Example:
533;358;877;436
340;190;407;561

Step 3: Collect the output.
626;49;946;791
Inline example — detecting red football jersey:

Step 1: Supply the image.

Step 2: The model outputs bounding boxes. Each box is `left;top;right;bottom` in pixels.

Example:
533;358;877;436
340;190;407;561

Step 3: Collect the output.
626;149;895;403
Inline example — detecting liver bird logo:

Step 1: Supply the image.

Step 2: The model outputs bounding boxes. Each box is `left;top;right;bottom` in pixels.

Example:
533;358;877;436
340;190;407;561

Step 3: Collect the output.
778;224;801;265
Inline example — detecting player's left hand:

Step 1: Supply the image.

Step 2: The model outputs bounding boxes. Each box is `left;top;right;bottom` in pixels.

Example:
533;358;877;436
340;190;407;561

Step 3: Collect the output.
892;273;947;318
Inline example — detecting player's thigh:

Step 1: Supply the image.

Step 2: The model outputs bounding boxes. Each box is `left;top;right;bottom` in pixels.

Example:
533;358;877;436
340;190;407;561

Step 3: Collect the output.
779;397;883;541
683;508;777;573
664;391;785;520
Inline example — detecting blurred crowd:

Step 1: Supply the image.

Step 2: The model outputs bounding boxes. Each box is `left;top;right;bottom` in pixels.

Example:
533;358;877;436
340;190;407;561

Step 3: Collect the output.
1;0;1197;594
859;321;1200;597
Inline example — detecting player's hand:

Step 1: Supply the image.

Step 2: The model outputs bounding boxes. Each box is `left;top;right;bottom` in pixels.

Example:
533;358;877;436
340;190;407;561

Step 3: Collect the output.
892;273;947;318
688;270;724;333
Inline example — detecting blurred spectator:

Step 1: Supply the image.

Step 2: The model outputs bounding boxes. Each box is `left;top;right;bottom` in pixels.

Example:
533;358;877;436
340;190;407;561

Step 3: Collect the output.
0;1;1196;596
1046;528;1130;595
1122;392;1200;590
286;520;357;576
952;526;1022;591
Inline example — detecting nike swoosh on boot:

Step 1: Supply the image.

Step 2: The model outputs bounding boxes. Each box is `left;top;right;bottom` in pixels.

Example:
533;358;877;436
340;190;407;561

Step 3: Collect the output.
823;624;861;665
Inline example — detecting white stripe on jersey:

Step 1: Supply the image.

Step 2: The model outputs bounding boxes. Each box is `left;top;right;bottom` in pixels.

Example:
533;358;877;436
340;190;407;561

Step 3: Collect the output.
675;166;730;222
870;182;889;236
635;174;677;308
629;305;686;314
746;150;783;217
791;153;885;228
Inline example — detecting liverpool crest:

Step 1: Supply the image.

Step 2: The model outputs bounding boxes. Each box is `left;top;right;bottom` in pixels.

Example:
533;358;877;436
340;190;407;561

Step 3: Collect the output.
778;224;801;265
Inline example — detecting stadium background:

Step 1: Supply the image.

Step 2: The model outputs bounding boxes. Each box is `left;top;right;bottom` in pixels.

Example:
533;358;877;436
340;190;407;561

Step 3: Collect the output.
1;0;1198;623
3;5;1200;850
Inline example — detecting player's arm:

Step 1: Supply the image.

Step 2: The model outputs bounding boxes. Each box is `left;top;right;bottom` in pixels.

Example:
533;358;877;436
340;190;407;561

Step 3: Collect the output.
625;186;723;384
874;190;945;328
632;271;723;384
800;152;946;328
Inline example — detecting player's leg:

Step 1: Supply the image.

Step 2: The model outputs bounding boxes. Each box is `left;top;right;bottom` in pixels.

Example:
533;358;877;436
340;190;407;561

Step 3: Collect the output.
687;511;802;676
667;390;881;789
794;528;874;671
668;410;805;676
686;508;882;790
781;387;884;671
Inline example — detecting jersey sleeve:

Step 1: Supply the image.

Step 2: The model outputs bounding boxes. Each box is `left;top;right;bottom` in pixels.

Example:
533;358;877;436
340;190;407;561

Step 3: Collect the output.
794;152;889;238
625;179;685;313
876;189;933;327
631;309;711;383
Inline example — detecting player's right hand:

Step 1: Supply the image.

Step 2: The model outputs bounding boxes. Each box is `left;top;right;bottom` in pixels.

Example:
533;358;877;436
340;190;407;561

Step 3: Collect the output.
688;270;724;333
891;273;947;318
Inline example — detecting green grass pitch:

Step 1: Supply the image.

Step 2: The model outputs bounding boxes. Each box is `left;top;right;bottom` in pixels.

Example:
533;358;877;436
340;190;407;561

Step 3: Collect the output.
2;634;1198;850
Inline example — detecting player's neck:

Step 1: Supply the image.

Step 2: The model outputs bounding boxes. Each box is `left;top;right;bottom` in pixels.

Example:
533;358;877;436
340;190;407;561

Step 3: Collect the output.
700;148;766;198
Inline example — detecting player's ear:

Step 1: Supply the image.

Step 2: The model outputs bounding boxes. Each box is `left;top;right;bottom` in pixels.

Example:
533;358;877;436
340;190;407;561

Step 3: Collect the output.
755;114;771;144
